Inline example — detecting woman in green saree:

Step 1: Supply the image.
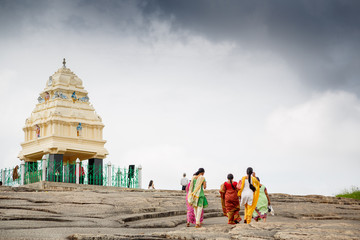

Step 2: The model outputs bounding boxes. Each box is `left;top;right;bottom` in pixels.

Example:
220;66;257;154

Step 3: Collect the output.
188;168;208;228
252;177;271;222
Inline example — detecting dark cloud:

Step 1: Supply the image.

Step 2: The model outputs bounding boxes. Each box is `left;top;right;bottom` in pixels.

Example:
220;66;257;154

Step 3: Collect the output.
142;0;360;94
1;0;359;93
0;0;50;37
0;0;149;36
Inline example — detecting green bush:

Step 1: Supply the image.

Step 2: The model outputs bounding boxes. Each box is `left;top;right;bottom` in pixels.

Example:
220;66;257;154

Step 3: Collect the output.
336;186;360;200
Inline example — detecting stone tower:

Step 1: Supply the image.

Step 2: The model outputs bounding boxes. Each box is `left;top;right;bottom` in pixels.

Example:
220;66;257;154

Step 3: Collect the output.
18;59;108;180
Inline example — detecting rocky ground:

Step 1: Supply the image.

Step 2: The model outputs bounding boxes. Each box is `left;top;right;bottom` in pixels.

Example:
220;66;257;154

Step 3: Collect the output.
0;182;359;240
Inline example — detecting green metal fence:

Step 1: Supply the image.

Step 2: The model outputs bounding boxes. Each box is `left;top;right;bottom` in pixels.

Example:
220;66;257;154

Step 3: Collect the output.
111;166;139;188
0;167;21;186
87;163;104;186
25;161;43;184
0;160;139;189
47;159;63;182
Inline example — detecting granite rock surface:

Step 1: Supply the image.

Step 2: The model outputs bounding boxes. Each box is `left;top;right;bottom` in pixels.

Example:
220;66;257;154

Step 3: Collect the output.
0;182;359;239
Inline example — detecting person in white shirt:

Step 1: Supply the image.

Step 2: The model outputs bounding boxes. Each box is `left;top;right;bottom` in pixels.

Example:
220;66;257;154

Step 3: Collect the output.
180;173;189;191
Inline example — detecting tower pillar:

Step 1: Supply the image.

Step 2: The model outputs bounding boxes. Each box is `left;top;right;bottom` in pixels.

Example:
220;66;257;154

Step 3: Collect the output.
88;158;103;185
47;154;63;182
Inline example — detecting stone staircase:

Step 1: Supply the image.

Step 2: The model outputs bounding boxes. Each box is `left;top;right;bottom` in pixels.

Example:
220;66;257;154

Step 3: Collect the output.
122;208;223;228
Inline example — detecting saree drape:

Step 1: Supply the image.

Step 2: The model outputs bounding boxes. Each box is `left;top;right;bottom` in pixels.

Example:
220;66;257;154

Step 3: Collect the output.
237;176;260;224
220;182;241;224
186;182;204;224
219;183;227;216
252;185;268;221
188;176;208;208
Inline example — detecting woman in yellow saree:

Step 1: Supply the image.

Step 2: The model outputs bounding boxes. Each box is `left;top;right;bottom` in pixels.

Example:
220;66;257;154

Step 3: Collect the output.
237;167;260;224
188;168;208;228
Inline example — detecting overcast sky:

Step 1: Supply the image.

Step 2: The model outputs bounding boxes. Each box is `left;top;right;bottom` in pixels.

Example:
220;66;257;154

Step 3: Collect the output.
1;0;359;195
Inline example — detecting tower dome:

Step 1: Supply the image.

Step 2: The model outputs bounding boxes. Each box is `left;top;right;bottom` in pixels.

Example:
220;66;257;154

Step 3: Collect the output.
18;59;108;164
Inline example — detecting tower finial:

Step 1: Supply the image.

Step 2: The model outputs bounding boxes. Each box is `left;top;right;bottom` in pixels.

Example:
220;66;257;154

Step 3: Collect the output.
62;58;66;68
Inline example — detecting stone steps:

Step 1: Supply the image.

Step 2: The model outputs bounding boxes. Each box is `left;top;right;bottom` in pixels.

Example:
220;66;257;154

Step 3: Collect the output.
124;209;224;228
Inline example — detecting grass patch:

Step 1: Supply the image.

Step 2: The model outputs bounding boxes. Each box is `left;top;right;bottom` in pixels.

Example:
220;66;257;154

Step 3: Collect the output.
336;186;360;200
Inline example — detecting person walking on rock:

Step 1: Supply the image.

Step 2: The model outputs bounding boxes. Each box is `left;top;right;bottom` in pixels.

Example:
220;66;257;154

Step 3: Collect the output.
12;165;19;181
148;180;155;189
180;173;189;191
188;168;208;228
220;173;242;224
186;179;204;227
252;177;271;222
237;167;260;224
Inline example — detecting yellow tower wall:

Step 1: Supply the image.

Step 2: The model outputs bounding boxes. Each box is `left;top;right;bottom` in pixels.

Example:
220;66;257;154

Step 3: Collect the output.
18;62;108;163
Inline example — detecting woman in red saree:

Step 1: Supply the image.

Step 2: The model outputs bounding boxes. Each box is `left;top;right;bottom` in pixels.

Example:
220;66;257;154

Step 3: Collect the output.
219;173;241;224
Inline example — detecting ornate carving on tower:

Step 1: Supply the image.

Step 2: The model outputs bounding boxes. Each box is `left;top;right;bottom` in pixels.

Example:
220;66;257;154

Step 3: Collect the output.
76;123;82;137
18;59;108;163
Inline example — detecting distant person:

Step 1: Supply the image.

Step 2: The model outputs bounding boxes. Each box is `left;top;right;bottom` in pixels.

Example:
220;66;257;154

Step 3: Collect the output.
80;166;85;184
180;173;189;191
75;165;85;184
185;178;204;227
237;167;260;224
188;168;208;228
220;173;241;224
148;180;155;190
252;177;271;222
12;165;19;181
0;181;3;186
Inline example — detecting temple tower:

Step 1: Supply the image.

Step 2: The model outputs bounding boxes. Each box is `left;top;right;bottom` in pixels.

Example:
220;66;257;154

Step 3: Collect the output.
18;59;108;182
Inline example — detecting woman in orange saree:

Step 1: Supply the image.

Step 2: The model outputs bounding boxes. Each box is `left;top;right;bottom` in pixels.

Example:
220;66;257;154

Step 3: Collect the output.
237;167;260;224
220;174;241;224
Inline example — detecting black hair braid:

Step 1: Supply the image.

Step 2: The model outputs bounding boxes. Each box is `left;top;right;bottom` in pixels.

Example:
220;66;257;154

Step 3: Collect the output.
230;179;236;190
227;173;236;190
247;167;256;192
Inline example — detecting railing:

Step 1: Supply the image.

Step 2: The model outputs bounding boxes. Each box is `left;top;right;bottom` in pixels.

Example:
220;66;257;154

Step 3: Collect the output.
0;167;21;186
111;166;139;188
0;160;141;189
25;161;43;184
